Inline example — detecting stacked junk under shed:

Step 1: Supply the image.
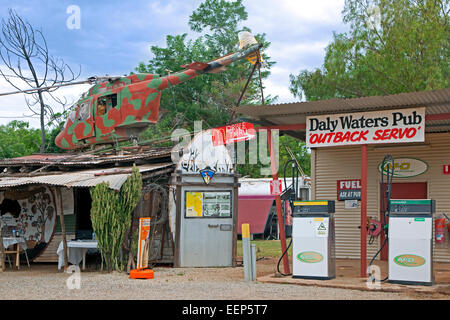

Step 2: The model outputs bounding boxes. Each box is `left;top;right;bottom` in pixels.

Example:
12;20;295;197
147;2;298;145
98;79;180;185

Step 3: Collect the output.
0;128;244;271
0;146;177;270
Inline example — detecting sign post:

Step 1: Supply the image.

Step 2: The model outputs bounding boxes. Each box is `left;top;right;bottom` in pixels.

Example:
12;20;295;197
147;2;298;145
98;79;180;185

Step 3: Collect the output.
129;217;154;279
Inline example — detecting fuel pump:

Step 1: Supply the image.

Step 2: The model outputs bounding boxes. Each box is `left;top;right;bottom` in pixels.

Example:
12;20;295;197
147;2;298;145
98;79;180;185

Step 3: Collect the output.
291;200;336;279
388;199;435;286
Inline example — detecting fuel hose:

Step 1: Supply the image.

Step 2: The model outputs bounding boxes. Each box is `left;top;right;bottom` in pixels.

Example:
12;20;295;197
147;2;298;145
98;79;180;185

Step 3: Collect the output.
367;154;394;283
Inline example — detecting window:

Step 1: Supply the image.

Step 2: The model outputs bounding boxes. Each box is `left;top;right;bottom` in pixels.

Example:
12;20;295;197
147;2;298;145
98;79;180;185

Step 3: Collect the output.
185;191;232;218
77;101;91;121
97;93;118;115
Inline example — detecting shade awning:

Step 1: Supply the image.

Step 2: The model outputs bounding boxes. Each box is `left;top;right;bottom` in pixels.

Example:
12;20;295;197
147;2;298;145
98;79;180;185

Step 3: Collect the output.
0;163;173;191
236;88;450;139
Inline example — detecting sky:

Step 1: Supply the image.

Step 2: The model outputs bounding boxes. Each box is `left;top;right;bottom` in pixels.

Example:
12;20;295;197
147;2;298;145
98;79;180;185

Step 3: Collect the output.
0;0;348;128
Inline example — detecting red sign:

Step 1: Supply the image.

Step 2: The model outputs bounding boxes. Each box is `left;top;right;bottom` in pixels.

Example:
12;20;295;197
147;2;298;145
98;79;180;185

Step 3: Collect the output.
306;107;425;148
211;122;256;146
270;179;282;196
444;165;450;175
337;179;361;201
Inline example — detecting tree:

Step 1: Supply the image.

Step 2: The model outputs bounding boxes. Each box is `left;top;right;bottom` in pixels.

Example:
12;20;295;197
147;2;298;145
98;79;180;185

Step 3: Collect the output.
136;0;275;141
0;120;40;158
0;9;80;153
289;0;449;101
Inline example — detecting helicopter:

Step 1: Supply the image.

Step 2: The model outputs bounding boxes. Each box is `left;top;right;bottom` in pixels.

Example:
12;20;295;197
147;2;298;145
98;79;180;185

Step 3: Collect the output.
0;32;262;150
51;32;263;150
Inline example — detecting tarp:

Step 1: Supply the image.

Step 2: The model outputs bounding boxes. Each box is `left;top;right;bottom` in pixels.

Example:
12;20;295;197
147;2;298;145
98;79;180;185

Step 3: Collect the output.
237;195;274;235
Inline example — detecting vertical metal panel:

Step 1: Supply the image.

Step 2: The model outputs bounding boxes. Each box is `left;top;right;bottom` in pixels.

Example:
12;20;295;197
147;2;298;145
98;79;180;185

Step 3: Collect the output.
313;132;450;262
178;175;235;267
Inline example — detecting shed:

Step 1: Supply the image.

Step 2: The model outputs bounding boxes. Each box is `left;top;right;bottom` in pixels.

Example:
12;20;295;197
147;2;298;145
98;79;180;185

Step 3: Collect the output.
0;147;175;266
236;87;450;276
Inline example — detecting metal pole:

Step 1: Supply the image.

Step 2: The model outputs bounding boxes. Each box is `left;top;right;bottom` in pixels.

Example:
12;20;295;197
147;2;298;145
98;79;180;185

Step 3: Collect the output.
268;129;290;275
242;223;251;281
361;145;368;277
250;243;257;281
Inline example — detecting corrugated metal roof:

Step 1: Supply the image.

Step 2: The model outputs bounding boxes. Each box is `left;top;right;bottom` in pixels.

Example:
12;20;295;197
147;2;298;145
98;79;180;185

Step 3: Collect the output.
0;147;172;168
0;163;173;191
237;88;450;132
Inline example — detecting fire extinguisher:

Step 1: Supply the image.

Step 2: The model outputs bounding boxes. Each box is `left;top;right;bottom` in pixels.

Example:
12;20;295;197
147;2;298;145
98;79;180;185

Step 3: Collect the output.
435;214;446;246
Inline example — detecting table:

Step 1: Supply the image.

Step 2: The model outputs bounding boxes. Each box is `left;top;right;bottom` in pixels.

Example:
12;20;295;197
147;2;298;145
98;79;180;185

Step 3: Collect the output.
2;237;27;269
57;240;98;270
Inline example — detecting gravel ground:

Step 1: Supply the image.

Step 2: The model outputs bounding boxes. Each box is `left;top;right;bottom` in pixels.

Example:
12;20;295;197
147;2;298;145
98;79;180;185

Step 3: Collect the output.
0;264;442;300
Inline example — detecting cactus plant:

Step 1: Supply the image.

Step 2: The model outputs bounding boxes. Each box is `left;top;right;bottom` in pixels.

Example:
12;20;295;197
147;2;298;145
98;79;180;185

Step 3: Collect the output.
90;165;142;272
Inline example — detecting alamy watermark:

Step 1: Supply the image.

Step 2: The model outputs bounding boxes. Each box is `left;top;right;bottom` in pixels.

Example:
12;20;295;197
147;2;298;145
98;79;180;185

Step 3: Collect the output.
366;265;382;290
66;5;81;30
170;121;279;175
66;265;81;290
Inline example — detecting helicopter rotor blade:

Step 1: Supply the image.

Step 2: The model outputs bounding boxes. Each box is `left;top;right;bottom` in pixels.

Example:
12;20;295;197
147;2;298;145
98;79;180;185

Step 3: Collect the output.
0;76;109;98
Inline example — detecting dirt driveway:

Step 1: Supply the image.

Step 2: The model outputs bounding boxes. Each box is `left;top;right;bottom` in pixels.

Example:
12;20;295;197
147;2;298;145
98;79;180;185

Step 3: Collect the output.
0;257;448;300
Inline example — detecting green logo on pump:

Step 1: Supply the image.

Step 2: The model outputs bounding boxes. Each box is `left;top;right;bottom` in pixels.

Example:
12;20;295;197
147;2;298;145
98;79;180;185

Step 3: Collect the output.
394;254;425;267
297;251;323;263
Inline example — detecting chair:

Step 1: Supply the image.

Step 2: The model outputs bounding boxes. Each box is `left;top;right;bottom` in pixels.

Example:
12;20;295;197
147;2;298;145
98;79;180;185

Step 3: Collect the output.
75;229;101;270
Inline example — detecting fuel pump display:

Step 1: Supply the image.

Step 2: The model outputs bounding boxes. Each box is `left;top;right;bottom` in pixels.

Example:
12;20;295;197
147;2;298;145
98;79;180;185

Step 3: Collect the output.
292;200;336;280
388;199;435;286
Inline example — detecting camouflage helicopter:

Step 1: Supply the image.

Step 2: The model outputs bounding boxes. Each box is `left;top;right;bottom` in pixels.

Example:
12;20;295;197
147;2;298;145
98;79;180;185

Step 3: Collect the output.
0;32;262;150
50;32;263;150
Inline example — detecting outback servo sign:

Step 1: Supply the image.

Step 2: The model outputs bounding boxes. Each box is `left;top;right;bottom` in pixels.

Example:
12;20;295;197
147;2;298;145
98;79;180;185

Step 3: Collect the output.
306;107;425;148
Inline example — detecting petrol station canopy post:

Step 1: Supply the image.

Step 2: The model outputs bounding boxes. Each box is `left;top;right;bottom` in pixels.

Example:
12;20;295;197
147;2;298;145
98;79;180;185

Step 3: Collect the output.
235;87;450;277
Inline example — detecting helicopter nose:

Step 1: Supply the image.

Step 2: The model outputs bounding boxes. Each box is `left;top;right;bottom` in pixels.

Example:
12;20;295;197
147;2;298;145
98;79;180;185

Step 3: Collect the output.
55;131;66;149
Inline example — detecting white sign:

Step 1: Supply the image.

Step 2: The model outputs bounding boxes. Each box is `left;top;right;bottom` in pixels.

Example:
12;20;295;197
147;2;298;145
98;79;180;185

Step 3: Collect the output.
306;107;425;148
345;200;359;209
378;158;428;178
314;218;328;237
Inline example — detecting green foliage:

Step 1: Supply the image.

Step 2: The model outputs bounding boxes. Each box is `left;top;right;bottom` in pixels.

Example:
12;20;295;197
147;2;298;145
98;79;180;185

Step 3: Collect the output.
289;0;449;101
0;121;41;158
90;165;142;272
0;120;66;158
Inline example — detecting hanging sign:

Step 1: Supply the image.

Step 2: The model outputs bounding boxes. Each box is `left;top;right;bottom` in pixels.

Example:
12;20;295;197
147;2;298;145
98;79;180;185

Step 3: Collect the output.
137;217;151;270
337;179;361;201
211;122;256;146
378;158;428;178
270;179;282;196
306;107;425;148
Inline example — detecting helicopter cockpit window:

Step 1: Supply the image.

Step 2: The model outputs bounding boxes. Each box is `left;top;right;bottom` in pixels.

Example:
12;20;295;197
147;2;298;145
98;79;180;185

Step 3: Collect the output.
77;101;91;121
64;110;77;128
97;94;118;116
68;110;76;122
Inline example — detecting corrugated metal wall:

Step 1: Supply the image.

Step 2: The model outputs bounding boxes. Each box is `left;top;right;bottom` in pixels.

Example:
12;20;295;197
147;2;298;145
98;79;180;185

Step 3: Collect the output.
312;132;450;262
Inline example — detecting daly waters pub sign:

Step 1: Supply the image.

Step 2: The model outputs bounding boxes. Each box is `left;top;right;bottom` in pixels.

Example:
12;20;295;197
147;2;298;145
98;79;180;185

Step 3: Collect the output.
306;107;425;148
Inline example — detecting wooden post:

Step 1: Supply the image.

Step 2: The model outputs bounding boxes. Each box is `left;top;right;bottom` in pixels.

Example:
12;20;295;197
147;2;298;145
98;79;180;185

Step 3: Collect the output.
174;172;182;268
361;145;368;277
57;188;68;271
0;227;5;272
268;129;290;275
